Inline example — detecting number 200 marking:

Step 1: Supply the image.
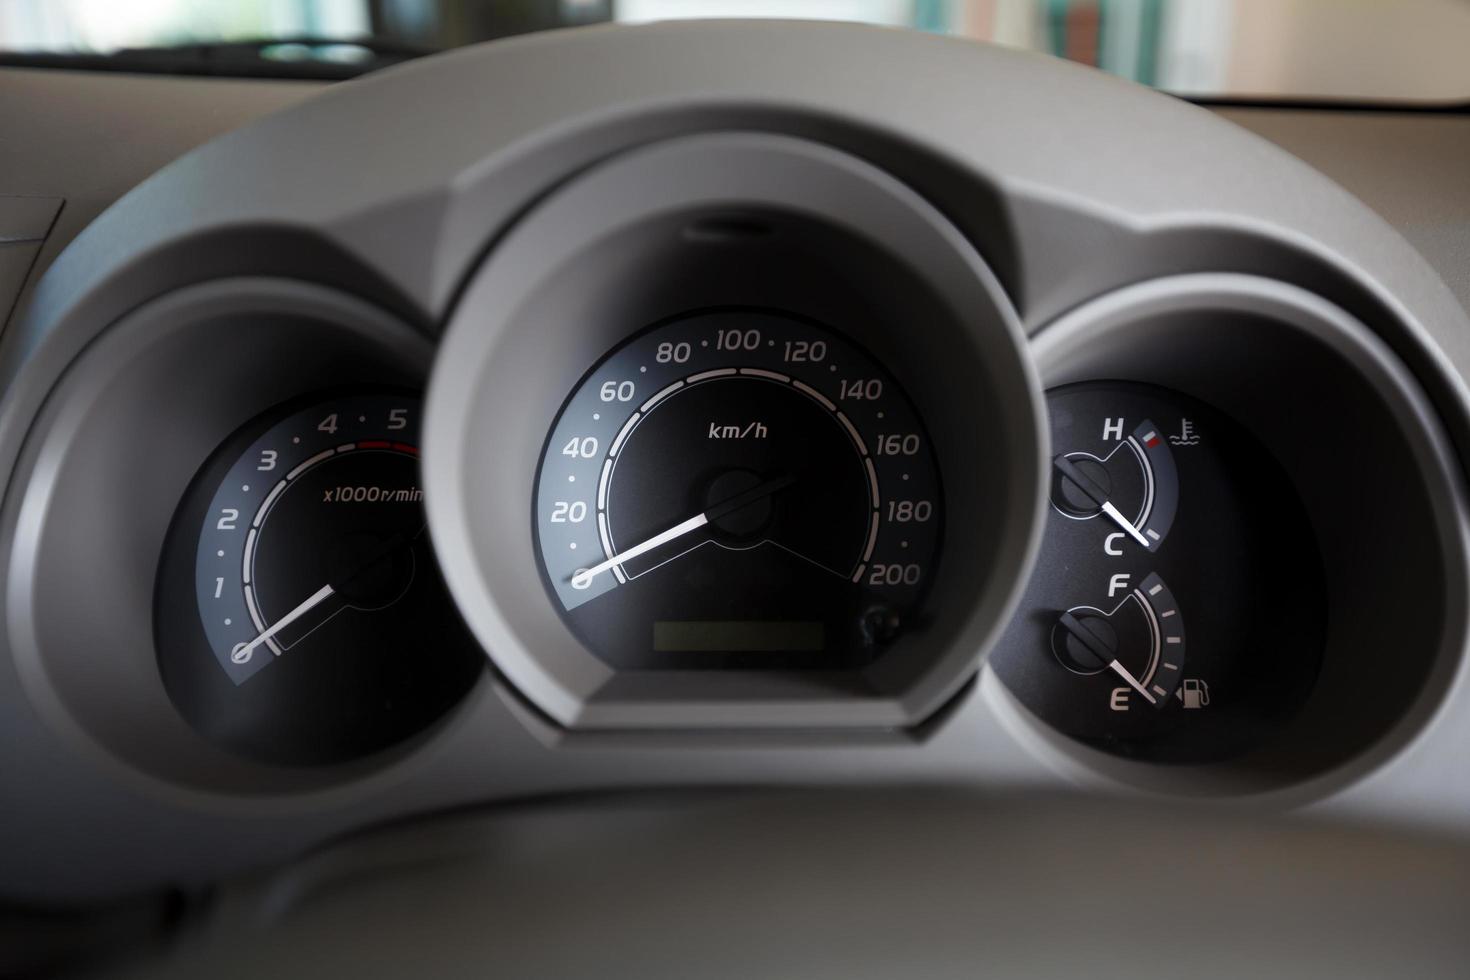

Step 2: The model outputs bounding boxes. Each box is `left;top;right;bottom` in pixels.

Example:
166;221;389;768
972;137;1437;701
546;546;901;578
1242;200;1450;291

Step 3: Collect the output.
869;563;921;586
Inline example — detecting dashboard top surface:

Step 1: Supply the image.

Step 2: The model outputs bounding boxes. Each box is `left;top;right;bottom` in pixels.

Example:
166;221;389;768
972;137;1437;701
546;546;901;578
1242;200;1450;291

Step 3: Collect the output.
3;67;1467;320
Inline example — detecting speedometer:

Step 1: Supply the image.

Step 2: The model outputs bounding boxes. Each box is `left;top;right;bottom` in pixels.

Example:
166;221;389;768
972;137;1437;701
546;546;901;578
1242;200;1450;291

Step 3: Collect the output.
535;310;943;670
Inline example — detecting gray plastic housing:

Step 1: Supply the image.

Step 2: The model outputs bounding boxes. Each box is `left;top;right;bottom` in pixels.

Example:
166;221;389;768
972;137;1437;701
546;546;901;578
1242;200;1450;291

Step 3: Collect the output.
424;131;1046;730
0;21;1468;901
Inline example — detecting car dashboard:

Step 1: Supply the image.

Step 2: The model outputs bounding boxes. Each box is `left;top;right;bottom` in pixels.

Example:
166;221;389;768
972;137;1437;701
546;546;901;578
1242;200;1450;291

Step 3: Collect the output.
1;21;1469;930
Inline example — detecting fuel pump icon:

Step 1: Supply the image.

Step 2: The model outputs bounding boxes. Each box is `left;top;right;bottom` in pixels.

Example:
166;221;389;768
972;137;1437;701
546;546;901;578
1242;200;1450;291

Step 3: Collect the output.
1180;678;1210;709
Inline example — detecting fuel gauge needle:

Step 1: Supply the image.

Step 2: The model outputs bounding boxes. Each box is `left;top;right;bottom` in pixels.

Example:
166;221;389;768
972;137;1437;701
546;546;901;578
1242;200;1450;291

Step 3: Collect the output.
1053;454;1150;548
1105;658;1158;705
1057;609;1157;705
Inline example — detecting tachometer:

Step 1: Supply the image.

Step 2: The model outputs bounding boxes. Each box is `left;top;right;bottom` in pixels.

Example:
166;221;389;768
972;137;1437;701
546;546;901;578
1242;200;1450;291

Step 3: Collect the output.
535;310;942;670
156;392;484;766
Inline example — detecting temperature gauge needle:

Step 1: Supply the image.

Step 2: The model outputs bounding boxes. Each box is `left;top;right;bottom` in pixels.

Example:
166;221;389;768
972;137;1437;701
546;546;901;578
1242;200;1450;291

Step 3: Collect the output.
1100;502;1150;549
571;475;795;589
1053;454;1150;548
1057;609;1158;705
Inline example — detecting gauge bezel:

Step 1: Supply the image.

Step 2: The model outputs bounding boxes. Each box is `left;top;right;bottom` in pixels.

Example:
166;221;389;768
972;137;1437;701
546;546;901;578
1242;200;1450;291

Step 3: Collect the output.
3;278;486;798
987;274;1470;798
425;132;1047;731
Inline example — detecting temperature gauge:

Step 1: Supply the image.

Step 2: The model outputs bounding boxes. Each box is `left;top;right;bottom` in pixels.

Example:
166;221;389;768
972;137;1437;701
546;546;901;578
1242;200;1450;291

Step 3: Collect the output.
1051;418;1177;553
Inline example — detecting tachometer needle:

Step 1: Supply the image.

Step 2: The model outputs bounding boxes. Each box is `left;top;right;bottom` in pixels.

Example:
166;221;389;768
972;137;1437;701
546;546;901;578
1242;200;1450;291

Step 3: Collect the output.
231;528;424;664
570;475;795;590
232;583;336;663
1053;454;1150;548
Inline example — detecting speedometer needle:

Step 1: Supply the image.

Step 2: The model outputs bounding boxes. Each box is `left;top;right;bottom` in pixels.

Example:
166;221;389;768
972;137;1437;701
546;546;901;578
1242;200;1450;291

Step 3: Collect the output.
570;475;795;590
1052;454;1150;548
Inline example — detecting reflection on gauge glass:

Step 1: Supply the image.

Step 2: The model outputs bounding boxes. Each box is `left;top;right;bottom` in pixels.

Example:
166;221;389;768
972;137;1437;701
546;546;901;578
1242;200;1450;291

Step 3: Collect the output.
989;382;1325;763
155;392;483;766
534;310;943;670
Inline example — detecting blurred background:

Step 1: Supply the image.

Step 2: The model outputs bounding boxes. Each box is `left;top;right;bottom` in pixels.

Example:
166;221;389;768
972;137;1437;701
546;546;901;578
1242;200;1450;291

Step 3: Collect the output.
1;0;1468;100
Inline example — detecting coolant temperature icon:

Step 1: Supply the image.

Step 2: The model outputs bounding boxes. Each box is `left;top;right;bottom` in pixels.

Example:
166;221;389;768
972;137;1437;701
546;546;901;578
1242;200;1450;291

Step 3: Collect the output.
1169;418;1200;446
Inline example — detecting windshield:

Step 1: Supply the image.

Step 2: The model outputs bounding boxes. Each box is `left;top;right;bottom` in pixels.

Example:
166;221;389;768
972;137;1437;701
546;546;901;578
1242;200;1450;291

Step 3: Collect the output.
2;0;1468;102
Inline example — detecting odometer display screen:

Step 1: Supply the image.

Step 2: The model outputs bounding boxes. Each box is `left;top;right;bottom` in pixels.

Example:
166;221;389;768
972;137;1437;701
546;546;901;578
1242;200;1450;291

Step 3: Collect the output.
652;620;826;653
534;310;943;670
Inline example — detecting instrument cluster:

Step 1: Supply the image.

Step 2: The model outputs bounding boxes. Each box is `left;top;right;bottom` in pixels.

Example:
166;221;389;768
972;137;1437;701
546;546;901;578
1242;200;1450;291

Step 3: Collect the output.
153;325;1341;771
2;30;1469;912
5;171;1460;806
123;262;1454;787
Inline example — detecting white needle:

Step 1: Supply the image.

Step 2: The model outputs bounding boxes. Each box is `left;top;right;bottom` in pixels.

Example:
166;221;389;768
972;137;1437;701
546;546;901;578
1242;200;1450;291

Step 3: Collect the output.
1054;455;1152;550
231;583;336;663
1108;658;1158;705
1100;501;1151;549
571;475;795;590
570;514;709;590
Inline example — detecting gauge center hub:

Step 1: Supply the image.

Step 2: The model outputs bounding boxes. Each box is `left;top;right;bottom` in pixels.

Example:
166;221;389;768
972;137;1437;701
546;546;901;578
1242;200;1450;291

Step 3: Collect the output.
327;531;417;611
704;468;776;541
1052;610;1115;675
1052;454;1112;517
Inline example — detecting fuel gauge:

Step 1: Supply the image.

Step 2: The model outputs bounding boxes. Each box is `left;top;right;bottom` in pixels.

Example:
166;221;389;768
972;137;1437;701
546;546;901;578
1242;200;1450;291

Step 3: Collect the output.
990;382;1325;763
1053;571;1185;709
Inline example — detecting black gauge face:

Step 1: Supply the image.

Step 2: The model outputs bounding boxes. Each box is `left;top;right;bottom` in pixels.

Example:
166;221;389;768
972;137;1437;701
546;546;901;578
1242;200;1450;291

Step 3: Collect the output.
535;310;943;670
156;392;483;766
989;382;1325;763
